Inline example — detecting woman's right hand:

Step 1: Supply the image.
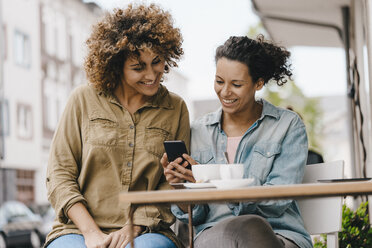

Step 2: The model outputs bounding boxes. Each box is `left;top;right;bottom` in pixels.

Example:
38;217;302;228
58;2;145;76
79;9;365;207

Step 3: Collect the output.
67;203;109;248
161;153;197;183
83;229;109;248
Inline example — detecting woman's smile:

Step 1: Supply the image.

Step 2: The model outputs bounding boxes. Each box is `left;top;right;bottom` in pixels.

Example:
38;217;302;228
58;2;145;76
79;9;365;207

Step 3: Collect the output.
221;98;238;105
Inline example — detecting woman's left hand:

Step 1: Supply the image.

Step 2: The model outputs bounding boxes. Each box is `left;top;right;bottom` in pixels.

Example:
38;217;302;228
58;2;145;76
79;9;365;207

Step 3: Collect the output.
161;153;196;183
105;225;144;248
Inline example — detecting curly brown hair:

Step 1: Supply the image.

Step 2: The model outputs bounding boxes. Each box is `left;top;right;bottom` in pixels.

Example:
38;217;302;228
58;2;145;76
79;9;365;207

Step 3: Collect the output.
84;3;183;92
215;34;292;86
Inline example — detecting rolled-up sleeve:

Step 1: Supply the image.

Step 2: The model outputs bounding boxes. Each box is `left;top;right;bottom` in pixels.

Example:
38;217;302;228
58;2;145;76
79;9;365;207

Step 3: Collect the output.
46;90;87;224
171;204;209;226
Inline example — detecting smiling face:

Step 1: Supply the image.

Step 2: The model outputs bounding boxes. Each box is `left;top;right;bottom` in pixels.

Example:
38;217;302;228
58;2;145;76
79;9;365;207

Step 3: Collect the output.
121;49;166;98
214;57;263;116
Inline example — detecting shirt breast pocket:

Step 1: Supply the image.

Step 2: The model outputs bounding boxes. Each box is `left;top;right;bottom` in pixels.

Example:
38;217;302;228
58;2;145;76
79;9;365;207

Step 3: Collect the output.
250;143;281;183
88;115;118;146
144;126;171;158
192;149;214;164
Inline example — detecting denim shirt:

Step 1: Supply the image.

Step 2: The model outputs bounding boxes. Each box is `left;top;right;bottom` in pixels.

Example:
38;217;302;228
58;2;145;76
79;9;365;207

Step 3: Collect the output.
172;99;313;248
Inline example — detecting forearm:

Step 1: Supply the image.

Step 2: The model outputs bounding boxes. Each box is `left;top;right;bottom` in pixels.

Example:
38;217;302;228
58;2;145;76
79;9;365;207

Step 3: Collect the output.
67;202;101;235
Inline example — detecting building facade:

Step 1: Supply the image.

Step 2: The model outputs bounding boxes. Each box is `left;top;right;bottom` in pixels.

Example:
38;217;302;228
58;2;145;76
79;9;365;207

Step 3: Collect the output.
0;0;102;205
0;0;191;207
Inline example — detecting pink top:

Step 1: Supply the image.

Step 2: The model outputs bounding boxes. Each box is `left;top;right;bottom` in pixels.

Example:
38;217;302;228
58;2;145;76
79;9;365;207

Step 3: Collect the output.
226;136;242;163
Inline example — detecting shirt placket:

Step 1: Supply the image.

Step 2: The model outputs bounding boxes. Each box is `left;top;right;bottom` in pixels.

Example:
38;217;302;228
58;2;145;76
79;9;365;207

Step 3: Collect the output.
120;110;137;189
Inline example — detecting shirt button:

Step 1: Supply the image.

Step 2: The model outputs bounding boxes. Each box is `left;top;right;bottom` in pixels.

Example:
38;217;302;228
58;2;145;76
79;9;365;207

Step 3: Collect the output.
127;162;132;167
129;125;134;129
266;152;270;156
129;142;134;147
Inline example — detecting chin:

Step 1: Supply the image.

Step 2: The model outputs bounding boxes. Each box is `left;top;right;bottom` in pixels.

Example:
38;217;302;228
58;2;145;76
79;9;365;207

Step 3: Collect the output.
143;87;160;96
221;106;236;115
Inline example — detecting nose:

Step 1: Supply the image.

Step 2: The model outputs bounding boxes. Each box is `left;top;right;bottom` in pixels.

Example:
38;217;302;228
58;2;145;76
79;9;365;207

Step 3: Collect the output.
144;67;157;81
220;84;231;97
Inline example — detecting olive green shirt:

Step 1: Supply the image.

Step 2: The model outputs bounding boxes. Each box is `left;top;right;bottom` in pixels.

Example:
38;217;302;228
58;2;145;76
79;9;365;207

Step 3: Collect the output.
45;84;190;247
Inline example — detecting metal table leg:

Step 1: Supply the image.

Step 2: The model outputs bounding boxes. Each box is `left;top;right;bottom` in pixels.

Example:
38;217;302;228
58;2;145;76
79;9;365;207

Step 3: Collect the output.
188;204;194;248
129;205;135;248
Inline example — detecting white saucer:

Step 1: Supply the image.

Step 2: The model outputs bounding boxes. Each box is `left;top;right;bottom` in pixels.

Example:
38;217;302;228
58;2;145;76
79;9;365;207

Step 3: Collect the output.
210;178;254;189
184;182;216;189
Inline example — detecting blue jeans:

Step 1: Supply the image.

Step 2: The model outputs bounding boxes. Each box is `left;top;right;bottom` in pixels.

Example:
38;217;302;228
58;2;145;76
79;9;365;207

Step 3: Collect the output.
47;233;177;248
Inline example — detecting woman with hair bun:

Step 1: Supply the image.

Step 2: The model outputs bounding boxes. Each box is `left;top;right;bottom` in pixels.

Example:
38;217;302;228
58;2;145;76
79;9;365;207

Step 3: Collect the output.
45;4;189;248
162;35;312;248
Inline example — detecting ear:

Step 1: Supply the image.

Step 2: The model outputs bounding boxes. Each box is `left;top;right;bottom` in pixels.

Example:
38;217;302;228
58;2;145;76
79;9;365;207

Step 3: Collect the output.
255;78;264;91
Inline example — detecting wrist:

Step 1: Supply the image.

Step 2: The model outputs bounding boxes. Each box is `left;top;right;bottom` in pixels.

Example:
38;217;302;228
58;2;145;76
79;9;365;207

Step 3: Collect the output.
81;227;102;236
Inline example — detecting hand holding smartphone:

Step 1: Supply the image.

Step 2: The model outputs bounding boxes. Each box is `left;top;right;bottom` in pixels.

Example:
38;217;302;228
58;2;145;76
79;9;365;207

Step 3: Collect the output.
163;140;191;170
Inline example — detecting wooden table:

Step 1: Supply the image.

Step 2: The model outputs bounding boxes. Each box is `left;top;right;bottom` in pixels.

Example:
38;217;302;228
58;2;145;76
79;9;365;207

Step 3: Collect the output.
120;181;372;247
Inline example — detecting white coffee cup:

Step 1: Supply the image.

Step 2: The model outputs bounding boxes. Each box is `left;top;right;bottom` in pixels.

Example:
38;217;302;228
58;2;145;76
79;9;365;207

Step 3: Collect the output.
219;164;244;180
192;164;221;182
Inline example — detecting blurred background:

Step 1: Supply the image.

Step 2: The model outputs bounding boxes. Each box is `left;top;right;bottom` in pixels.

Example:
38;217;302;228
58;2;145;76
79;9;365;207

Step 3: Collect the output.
1;0;368;246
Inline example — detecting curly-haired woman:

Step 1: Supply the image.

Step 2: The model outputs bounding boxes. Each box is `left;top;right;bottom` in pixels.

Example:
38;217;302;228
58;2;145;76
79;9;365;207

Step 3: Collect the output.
161;35;313;248
45;4;189;248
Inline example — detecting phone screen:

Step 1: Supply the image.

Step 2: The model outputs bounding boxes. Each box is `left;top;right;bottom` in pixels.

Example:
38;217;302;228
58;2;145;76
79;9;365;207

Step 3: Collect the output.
163;140;190;169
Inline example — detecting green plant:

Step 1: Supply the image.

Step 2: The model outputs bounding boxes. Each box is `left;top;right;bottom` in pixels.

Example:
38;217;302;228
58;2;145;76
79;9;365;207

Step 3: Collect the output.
313;234;326;248
313;201;372;248
340;201;372;247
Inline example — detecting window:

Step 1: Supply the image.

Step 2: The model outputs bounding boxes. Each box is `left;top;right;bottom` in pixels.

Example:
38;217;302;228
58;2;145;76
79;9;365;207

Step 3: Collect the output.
17;103;33;140
71;25;87;66
1;25;6;60
43;79;67;131
44;80;58;131
46;61;57;80
56;12;67;60
58;63;69;83
14;30;31;67
0;99;10;136
16;169;35;204
42;6;56;56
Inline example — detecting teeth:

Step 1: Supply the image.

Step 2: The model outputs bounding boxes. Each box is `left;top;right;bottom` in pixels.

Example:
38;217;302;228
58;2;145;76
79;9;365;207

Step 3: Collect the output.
222;99;236;103
142;81;154;85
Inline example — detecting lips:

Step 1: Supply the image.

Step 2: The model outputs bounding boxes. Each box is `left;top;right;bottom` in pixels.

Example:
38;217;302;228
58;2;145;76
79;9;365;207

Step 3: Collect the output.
222;98;237;104
140;81;156;86
140;73;162;87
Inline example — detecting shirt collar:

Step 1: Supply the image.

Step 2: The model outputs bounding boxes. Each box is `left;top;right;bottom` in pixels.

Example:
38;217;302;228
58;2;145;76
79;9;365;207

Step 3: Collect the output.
97;84;174;110
204;98;280;126
205;108;223;126
259;98;280;120
140;84;174;109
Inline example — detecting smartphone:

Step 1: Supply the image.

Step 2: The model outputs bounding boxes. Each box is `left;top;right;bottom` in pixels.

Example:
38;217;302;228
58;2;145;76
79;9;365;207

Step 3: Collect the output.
317;178;372;183
163;140;190;169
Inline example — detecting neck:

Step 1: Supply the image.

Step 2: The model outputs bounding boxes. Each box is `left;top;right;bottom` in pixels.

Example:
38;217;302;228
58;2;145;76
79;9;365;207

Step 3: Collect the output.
222;101;262;137
114;84;147;114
